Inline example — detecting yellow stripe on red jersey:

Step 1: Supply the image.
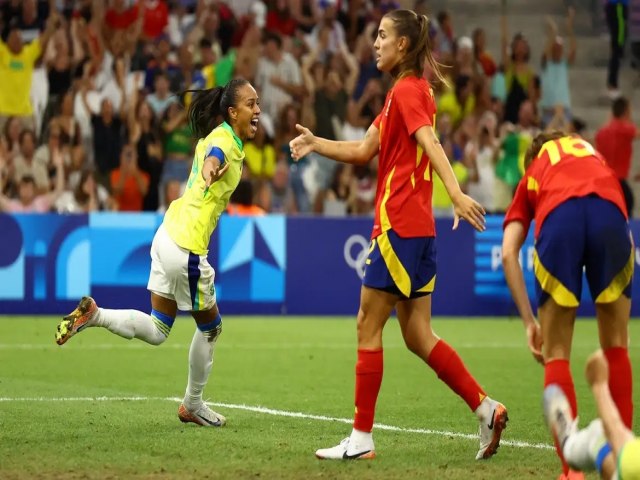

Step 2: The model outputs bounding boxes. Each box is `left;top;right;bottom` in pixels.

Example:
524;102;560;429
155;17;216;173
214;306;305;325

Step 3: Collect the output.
371;76;436;240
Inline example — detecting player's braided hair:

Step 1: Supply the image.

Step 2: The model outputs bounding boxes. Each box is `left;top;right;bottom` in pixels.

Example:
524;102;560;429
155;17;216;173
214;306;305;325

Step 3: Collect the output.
184;78;250;139
384;9;448;87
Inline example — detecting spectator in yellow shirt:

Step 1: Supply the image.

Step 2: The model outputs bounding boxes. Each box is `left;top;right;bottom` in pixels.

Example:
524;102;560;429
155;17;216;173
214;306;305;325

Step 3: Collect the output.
0;14;57;134
437;74;476;127
244;117;276;180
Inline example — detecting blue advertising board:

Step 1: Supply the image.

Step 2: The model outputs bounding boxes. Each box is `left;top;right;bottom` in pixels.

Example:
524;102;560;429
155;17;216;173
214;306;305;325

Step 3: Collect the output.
0;213;638;317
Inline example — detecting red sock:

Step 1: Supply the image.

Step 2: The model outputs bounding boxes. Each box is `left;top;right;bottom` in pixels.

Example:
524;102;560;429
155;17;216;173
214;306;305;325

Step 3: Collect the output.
545;359;577;475
427;340;486;411
604;347;634;429
353;349;383;433
544;359;577;417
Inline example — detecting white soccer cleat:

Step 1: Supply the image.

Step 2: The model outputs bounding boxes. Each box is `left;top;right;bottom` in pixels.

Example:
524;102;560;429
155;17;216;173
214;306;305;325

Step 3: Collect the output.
178;402;226;427
543;384;578;453
476;398;509;460
315;437;376;460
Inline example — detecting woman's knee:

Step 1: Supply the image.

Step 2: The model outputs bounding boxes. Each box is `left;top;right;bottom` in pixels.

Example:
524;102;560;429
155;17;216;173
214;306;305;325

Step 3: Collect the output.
356;308;384;345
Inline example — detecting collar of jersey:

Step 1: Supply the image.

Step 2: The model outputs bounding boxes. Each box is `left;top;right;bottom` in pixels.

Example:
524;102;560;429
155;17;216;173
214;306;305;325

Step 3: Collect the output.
221;121;243;150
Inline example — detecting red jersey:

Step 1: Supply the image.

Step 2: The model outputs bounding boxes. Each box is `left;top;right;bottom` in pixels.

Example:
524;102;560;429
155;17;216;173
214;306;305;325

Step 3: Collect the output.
371;76;436;239
504;136;627;238
594;119;637;179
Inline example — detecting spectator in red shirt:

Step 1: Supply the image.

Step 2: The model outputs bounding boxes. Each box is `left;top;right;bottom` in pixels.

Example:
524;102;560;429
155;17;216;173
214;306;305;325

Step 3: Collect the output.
595;97;640;217
110;143;150;211
266;0;298;38
105;0;140;31
141;0;169;40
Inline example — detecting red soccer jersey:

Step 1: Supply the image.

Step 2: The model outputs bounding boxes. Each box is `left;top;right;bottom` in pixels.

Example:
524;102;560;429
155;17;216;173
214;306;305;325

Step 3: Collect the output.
503;136;627;238
371;76;436;239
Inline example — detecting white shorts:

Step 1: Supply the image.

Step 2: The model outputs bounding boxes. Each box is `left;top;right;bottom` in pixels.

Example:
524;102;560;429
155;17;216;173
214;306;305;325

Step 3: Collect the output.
147;224;216;312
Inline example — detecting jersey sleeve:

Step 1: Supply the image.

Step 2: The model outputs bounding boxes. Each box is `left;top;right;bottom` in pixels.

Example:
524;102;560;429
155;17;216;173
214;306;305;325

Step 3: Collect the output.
205;144;227;165
395;81;435;136
203;135;232;166
503;177;534;232
624;122;638;139
373;113;382;129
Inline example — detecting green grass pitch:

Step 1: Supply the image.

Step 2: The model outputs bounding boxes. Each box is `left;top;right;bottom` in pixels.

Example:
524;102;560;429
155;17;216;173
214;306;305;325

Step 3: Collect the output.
1;316;638;479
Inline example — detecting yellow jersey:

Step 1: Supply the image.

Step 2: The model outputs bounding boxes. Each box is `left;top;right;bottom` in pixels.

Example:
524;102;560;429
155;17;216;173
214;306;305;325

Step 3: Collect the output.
618;437;640;480
0;38;41;116
163;122;245;255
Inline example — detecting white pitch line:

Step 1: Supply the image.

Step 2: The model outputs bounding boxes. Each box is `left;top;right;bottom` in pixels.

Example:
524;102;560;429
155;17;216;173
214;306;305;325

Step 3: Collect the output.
0;395;553;451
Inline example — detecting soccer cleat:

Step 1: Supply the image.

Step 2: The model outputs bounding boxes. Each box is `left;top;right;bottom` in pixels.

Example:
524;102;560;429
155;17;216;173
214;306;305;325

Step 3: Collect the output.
315;437;376;460
178;403;226;427
55;296;98;345
476;399;509;460
564;419;605;473
543;385;578;459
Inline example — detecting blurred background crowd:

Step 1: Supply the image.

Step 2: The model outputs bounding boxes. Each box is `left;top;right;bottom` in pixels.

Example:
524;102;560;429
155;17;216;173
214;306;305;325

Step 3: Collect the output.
0;0;638;218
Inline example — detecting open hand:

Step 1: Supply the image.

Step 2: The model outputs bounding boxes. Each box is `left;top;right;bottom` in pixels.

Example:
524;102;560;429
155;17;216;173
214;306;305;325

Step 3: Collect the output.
203;157;230;187
289;124;316;161
452;193;486;232
526;322;544;365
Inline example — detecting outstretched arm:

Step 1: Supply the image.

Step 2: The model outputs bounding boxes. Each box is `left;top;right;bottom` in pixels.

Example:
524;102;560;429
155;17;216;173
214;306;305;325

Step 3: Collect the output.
501;9;511;70
201;145;231;187
566;7;577;65
39;12;60;50
338;40;360;96
502;221;543;364
289;123;379;166
542;16;557;68
585;351;635;455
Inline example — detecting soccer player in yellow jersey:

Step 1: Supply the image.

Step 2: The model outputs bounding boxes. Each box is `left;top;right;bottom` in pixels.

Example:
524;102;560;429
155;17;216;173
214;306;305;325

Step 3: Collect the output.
55;78;261;427
545;350;640;480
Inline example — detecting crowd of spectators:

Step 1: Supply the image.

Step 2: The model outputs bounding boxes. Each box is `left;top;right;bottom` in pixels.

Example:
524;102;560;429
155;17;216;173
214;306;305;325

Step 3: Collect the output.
0;0;637;217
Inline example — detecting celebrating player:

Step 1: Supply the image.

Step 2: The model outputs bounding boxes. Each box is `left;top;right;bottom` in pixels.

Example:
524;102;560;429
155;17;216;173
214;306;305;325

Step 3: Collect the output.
290;9;508;461
502;131;634;479
544;350;640;480
55;78;261;427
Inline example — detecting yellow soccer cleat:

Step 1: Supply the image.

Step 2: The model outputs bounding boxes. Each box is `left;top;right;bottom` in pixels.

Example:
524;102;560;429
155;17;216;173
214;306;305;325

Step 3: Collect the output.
55;296;98;345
